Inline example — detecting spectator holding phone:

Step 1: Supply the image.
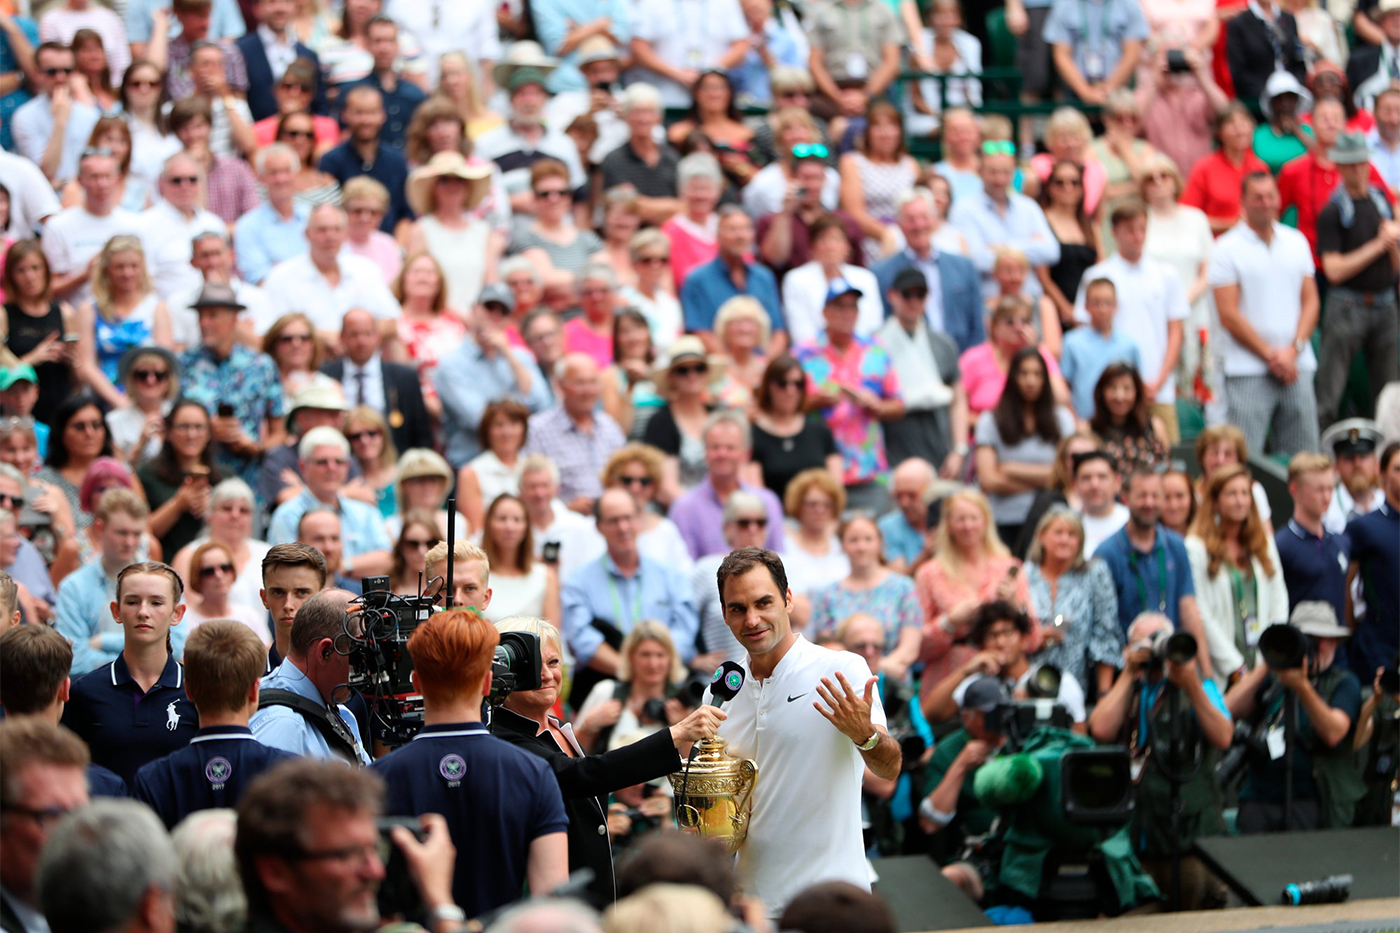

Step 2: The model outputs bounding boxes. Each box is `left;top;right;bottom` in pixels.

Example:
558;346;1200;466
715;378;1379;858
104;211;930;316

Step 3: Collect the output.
139;399;223;558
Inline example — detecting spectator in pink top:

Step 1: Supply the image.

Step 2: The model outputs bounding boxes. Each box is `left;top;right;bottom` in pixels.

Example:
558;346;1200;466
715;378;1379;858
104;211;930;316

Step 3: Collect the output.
40;0;131;83
1030;108;1107;218
959;295;1070;421
661;152;723;292
914;487;1041;709
562;263;618;369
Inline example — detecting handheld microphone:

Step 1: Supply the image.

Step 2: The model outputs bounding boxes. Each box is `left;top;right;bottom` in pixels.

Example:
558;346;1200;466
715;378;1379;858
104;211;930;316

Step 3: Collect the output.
708;661;745;708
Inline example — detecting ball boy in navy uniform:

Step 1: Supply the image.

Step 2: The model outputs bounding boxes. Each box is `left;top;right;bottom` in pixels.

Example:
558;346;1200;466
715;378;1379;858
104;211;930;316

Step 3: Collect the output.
371;609;570;916
133;621;296;829
61;562;200;787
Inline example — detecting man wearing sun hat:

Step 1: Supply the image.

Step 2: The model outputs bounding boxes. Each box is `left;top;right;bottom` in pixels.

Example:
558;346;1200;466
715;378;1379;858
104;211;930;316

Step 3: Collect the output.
1226;602;1365;833
474;43;586;208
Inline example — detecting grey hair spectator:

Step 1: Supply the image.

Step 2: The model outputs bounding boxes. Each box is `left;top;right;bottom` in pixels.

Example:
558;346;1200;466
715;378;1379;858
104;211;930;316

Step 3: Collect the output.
171;809;245;933
37;799;178;933
620;83;662;115
722;490;767;523
677;153;722;189
500;255;542;286
486;900;602;933
253;142;300;175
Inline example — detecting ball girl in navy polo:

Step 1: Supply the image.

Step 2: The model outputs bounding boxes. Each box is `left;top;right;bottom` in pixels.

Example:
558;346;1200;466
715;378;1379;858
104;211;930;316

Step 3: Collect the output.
61;561;199;786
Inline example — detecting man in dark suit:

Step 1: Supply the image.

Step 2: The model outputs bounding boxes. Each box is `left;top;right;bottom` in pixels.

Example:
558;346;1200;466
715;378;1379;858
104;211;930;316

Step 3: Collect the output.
489;617;725;908
873;188;984;353
1225;2;1306;101
235;0;325;120
321;308;433;453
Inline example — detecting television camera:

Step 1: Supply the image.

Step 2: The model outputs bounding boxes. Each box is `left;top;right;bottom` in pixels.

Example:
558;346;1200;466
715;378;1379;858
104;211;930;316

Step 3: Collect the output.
339;576;543;747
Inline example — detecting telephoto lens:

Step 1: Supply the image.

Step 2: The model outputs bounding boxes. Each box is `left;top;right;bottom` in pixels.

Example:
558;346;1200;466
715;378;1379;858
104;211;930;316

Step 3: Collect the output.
1281;874;1353;906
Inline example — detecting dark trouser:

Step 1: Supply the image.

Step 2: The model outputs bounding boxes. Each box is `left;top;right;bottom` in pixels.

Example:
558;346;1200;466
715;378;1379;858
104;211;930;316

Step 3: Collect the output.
1315;285;1400;430
1237;798;1321;834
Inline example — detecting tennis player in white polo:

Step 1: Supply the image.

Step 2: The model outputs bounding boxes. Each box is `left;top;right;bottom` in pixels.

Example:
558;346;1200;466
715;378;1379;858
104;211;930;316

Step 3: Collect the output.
710;546;902;916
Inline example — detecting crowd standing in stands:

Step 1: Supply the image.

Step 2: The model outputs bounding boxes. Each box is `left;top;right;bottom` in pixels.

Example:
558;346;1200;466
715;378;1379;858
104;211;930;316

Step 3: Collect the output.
1;0;1400;928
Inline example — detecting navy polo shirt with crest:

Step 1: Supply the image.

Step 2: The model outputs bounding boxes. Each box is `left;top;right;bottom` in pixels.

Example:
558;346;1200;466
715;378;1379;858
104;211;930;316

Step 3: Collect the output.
132;726;297;829
1275;519;1351;620
61;653;200;787
370;721;569;916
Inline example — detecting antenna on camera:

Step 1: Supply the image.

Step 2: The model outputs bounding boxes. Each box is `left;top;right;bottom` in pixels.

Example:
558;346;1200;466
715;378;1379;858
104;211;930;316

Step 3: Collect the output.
444;496;455;609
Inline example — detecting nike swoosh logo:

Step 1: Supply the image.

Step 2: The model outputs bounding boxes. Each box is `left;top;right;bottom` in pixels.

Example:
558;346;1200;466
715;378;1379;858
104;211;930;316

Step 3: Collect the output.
787;693;807;703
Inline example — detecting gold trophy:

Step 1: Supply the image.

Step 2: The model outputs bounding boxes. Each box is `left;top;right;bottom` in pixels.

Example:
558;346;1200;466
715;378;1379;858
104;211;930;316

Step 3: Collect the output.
669;735;758;854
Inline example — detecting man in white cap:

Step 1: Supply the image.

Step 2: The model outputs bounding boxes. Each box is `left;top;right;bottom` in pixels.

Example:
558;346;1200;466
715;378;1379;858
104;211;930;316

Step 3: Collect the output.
1225;603;1364;832
1322;418;1386;532
1314;132;1400;433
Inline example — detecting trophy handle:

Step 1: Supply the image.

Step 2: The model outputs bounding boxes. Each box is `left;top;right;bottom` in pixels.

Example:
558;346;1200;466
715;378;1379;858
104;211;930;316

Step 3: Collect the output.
732;759;758;824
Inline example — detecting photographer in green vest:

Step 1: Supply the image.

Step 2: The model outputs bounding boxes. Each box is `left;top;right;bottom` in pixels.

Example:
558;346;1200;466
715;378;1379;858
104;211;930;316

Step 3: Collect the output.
1088;611;1233;910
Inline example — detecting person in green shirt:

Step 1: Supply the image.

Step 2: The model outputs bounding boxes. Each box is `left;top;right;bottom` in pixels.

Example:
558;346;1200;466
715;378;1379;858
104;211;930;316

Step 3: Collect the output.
1254;71;1316;175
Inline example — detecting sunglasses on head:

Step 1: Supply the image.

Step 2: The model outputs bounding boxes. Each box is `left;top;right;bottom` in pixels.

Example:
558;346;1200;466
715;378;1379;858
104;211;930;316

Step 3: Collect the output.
982;140;1015;156
791;143;829;159
199;562;235;578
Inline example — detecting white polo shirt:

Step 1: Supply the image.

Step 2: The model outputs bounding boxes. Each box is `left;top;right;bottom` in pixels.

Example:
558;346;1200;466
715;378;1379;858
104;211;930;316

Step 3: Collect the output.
261;252;400;333
1073;252;1190;403
1207;221;1317;378
712;635;886;916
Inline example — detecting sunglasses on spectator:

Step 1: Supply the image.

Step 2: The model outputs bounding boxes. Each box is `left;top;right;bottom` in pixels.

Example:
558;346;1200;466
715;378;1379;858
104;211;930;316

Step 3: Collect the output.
791;143;829;159
1050;175;1082;187
133;369;170;383
1144;172;1172;183
68;420;104;433
734;517;768;529
0;492;22;508
277;332;313;344
282;129;315;140
901;288;928;300
280;82;312;93
636;255;669;265
982;141;1015;156
402;537;440;550
128;79;160;90
774;377;804;388
199;562;235;579
167;175;200;186
672;363;708;377
309;457;348;468
534;188;568;200
346;430;381;443
44;67;73;76
619;475;655;488
847;641;881;653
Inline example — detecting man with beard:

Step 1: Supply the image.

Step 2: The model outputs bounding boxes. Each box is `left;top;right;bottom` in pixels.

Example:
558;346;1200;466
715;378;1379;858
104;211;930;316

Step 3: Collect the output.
1322;419;1385;533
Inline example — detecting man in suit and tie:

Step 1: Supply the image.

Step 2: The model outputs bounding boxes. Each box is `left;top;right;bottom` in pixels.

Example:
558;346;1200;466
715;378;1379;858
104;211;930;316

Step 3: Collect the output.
322;308;433;454
234;0;323;121
873;188;984;354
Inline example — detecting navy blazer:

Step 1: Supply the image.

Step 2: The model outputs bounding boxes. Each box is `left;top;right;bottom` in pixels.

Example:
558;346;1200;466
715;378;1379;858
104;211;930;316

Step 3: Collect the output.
235;31;326;121
873;248;985;354
320;357;434;453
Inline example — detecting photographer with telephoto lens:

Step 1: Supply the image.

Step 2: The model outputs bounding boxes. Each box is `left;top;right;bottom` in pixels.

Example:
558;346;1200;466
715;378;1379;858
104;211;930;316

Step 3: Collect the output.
1088;612;1232;909
1224;602;1364;833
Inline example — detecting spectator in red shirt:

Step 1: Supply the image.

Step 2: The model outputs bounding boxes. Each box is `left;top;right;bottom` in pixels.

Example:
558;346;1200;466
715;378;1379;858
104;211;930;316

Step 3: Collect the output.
1181;103;1269;235
1278;97;1390;260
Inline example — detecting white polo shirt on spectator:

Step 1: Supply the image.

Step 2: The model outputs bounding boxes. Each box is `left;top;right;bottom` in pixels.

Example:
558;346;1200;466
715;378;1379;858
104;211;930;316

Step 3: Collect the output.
138;200;227;302
0;147;61;240
384;0;501;87
714;635;886;916
630;0;748;108
40;205;142;309
1073;251;1191;403
260;252;400;333
1207;221;1316;378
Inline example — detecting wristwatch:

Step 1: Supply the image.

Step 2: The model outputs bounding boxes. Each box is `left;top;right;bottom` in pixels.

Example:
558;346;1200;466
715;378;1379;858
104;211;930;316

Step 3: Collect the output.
856;731;880;751
1293;339;1307;354
953;443;970;457
429;904;467;924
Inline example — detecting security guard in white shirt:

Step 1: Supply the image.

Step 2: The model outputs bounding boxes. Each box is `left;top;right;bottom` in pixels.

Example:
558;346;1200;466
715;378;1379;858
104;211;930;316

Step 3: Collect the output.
710;546;901;917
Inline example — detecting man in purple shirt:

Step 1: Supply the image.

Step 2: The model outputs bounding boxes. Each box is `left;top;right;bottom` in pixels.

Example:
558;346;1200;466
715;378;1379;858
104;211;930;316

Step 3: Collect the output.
668;411;786;559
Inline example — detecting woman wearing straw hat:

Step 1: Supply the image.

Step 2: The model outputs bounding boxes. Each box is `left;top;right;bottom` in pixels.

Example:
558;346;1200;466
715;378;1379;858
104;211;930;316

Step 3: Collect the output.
400;151;500;310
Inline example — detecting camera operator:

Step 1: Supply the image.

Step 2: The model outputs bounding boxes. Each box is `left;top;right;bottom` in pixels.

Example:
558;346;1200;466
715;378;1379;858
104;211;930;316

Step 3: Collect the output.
916;676;1009;902
1353;663;1400;826
1088;612;1231;910
249;589;372;765
370;609;569;917
236;758;466;933
489;615;726;909
922;600;1087;729
1225;603;1364;832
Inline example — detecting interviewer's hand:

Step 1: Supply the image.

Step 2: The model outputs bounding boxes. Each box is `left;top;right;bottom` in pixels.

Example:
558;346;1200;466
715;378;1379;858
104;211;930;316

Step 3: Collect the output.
670;705;726;746
391;813;455;913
